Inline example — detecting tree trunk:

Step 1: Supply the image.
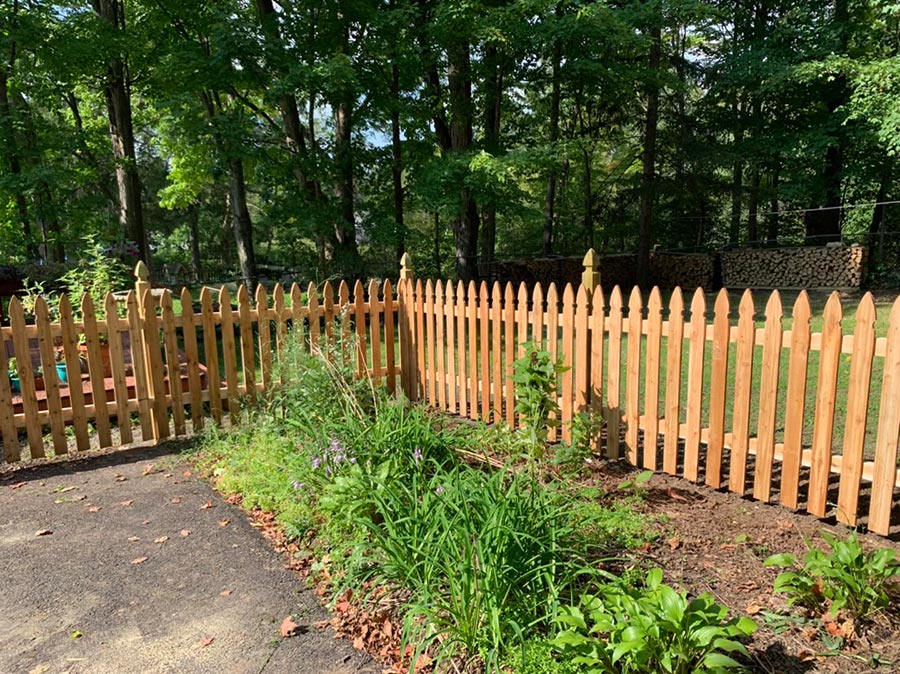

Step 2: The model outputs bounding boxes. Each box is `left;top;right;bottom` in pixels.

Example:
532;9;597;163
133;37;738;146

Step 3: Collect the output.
228;158;257;290
637;24;661;289
0;67;37;259
448;40;479;283
479;45;502;278
391;61;405;270
91;0;148;265
188;202;202;281
433;212;442;277
747;167;761;244
766;167;780;244
332;20;359;276
543;34;561;257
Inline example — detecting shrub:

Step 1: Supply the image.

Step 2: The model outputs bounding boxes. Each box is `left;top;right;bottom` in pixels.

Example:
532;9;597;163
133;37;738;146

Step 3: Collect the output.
765;531;900;620
553;569;757;674
513;343;566;454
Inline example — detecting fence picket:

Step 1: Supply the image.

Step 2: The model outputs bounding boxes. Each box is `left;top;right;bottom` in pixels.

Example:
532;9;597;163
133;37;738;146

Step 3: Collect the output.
707;290;731;488
339;281;351;366
808;293;843;517
237;286;256;406
625;287;643;464
729;290;755;495
530;283;542;353
199;287;222;425
606;287;623;458
780;291;811;509
837;293;876;526
435;281;447;409
384;280;397;394
416;280;426;401
590;287;605;454
575;285;590;419
398;280;414;399
34;297;66;454
218;286;240;424
308;283;321;351
9;298;42;457
445;282;457;412
323;282;335;346
424;280;436;403
479;282;491;423
161;291;186;436
84;294;114;447
663;288;684;474
58;295;90;450
560;285;576;443
105;293;133;444
492;282;503;423
644;288;663;471
684;289;707;482
754;291;783;502
0;322;18;461
869;296;900;534
127;291;154;437
456;281;467;414
257;286;273;392
180;288;204;431
273;283;287;360
546;283;560;442
505;283;516;427
290;283;305;349
369;279;384;384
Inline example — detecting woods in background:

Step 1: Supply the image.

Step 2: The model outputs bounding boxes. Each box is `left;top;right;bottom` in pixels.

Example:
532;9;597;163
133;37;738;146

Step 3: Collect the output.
2;0;900;285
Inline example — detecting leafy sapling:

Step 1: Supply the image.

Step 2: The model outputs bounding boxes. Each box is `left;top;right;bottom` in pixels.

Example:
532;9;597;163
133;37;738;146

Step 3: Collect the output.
513;342;566;456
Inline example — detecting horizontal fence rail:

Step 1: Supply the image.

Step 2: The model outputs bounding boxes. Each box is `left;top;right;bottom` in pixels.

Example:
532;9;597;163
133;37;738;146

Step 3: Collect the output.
398;279;900;536
2;267;900;536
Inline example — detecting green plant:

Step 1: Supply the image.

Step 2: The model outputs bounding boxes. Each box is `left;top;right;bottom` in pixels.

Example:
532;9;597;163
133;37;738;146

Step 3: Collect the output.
513;342;566;455
553;570;757;673
502;639;580;674
618;470;654;498
58;237;131;320
352;463;604;671
764;531;900;620
7;357;17;377
555;411;602;472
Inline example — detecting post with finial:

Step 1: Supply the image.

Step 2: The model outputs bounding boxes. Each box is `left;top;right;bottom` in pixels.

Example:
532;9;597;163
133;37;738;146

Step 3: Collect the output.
582;248;600;299
399;252;414;282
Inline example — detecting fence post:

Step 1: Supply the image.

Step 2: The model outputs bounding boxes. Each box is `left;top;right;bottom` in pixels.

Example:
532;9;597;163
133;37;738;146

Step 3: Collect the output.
398;254;418;401
582;248;600;298
581;248;600;425
135;260;150;298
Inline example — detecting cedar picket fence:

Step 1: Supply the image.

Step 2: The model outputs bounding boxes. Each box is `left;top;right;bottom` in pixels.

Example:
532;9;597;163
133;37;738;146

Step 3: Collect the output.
1;255;900;536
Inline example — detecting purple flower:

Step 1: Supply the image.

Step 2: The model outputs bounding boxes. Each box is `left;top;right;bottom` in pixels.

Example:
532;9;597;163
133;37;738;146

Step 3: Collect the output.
291;481;305;490
311;456;322;469
435;486;445;495
412;447;423;465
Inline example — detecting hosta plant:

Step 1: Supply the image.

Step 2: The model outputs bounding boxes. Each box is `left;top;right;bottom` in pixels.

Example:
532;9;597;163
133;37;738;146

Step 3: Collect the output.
553;569;757;674
765;531;900;620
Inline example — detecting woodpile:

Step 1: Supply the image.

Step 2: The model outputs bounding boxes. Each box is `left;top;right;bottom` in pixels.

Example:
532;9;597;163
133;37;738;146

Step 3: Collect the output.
650;252;714;290
721;245;867;288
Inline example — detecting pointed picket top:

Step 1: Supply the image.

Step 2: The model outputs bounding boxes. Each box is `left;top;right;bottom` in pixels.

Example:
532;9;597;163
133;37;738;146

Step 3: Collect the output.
823;290;844;328
160;288;174;312
764;289;783;324
383;278;394;302
689;287;706;318
869;295;900;534
58;293;73;319
546;281;558;301
562;282;574;305
338;279;349;305
425;278;434;301
442;278;452;303
648;286;662;315
479;280;489;301
400;252;414;281
323;280;334;303
290;281;302;302
546;282;559;315
255;283;268;310
855;291;877;329
435;278;444;302
739;288;755;318
532;281;544;311
236;283;249;306
81;290;96;318
34;295;50;323
491;280;501;302
415;278;424;300
308;281;319;302
467;280;477;301
219;285;232;310
180;287;194;312
628;285;642;313
456;279;466;300
517;281;528;309
272;282;284;303
199;285;212;307
8;296;22;319
367;278;379;305
667;285;682;312
504;281;515;306
714;287;729;318
134;260;150;283
575;282;588;308
592;285;605;313
609;285;623;313
792;289;811;324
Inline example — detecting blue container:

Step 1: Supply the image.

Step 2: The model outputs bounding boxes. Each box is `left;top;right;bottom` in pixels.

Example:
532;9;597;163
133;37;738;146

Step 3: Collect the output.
9;376;19;394
56;362;68;384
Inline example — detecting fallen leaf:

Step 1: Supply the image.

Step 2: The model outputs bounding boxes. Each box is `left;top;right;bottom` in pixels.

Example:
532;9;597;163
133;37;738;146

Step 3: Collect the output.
667;536;681;550
200;501;214;510
666;487;689;502
56;486;77;493
170;497;182;504
180;529;191;537
28;665;50;674
119;500;134;507
154;536;169;544
70;631;83;639
182;470;192;477
128;536;140;542
218;519;230;527
87;506;101;513
746;603;762;615
115;475;127;482
336;601;351;614
141;464;155;475
353;636;365;650
198;637;214;648
9;482;26;489
142;520;151;525
383;618;393;639
281;616;299;638
414;654;432;671
219;589;233;596
131;557;148;565
798;649;817;662
35;529;52;537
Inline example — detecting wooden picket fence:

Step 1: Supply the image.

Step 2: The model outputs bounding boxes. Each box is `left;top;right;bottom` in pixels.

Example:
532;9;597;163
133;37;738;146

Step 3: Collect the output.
397;278;900;537
2;259;900;535
0;275;400;466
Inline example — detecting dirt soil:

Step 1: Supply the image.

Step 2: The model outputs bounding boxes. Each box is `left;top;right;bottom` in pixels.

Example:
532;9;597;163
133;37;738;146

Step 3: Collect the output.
582;460;900;674
0;443;376;674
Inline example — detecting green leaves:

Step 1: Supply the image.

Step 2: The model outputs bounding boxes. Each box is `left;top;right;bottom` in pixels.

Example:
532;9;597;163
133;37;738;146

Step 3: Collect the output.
513;341;567;456
765;531;900;621
553;570;757;674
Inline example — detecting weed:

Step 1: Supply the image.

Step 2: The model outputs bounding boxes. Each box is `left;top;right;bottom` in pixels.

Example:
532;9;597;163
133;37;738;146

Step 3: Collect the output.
765;531;900;620
553;569;757;673
513;343;566;455
502;639;580;674
555;411;602;472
